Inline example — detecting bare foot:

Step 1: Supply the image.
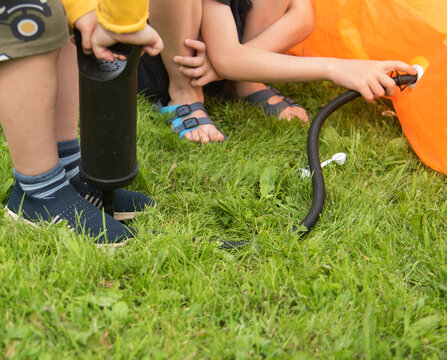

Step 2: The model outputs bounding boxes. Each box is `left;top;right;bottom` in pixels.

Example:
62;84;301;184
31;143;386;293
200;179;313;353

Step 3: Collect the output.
166;99;225;144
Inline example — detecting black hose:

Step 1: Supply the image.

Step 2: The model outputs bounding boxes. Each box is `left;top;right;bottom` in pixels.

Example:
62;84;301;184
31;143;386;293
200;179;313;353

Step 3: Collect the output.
294;74;418;236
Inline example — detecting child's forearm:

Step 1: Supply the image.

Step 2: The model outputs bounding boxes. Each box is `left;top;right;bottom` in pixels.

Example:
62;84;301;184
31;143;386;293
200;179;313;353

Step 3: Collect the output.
202;0;329;83
243;0;314;53
211;43;333;83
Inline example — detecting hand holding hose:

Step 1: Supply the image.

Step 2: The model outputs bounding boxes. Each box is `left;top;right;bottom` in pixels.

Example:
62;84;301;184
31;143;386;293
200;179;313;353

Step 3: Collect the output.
328;59;417;102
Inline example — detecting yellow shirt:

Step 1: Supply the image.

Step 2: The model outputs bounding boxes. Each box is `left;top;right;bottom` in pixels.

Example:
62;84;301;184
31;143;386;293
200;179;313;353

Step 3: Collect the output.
61;0;149;34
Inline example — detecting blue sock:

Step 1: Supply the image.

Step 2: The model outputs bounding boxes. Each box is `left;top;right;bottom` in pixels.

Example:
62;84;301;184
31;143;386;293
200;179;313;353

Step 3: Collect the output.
57;138;81;180
13;162;69;199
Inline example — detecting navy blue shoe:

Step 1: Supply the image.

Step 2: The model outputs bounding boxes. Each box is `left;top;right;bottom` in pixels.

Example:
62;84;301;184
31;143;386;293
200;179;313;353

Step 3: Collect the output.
70;173;156;221
5;182;133;246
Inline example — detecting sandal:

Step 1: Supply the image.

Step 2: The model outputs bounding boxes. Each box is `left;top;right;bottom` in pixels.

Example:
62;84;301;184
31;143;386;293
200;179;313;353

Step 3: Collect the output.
243;86;305;117
160;102;227;141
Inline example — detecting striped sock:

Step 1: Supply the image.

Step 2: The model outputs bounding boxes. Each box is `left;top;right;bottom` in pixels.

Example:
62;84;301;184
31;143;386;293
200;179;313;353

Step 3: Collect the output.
13;162;69;199
57;138;81;180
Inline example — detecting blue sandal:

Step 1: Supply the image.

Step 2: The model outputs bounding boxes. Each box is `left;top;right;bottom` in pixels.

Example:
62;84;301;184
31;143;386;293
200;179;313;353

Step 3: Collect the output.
160;102;227;141
243;86;306;117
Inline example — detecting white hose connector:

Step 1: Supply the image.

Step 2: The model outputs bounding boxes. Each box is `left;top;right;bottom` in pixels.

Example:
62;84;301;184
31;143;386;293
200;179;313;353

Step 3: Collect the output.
297;152;347;178
410;64;424;89
409;56;429;89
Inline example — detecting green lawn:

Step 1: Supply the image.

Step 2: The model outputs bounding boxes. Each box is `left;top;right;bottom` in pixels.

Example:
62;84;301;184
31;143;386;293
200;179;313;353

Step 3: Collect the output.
1;81;446;359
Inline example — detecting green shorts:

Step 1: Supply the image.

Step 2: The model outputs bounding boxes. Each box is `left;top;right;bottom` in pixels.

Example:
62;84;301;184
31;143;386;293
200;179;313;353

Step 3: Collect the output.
0;0;69;61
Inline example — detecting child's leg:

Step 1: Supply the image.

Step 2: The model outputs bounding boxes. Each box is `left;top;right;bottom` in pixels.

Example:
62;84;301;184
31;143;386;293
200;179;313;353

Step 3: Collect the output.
0;50;132;244
56;41;80;142
243;0;290;40
234;0;308;122
149;0;225;143
0;51;60;175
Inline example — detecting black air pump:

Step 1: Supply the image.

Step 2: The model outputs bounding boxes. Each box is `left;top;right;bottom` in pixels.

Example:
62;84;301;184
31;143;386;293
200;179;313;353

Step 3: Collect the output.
74;31;141;216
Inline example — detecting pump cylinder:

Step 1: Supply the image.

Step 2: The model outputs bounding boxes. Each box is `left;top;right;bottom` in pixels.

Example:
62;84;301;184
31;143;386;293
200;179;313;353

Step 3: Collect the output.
75;33;141;190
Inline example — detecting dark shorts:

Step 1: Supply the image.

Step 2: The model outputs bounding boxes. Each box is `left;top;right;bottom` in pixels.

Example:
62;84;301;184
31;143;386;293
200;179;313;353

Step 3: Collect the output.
0;0;69;61
225;0;253;42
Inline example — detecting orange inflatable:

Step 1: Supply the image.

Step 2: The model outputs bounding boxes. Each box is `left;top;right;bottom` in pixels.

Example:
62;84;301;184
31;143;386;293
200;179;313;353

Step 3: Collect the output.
289;0;447;175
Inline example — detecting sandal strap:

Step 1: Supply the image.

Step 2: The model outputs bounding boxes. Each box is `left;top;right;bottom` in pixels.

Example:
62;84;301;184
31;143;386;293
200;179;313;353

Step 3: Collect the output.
263;99;290;117
243;86;302;117
243;87;279;104
160;101;226;140
171;116;216;137
160;102;208;119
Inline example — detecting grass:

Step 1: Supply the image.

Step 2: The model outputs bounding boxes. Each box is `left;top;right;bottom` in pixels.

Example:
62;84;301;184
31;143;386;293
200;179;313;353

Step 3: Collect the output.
0;81;446;359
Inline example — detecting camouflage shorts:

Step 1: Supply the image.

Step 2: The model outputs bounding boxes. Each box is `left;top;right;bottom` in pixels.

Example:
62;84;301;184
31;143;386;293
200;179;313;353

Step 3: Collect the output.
0;0;69;61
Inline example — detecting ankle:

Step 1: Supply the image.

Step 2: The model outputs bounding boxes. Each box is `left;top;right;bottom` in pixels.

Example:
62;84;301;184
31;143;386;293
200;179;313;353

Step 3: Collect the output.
233;82;266;98
168;84;204;106
13;162;69;199
57;138;80;180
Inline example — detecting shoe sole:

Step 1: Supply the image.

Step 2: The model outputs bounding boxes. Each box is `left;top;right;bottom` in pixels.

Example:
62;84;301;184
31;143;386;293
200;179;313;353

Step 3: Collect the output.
113;202;157;221
4;206;131;248
114;211;137;221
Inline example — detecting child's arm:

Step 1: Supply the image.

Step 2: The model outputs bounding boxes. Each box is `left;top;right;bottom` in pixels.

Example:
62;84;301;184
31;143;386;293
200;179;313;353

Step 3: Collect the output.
174;0;314;86
201;0;416;102
243;0;314;53
174;0;313;87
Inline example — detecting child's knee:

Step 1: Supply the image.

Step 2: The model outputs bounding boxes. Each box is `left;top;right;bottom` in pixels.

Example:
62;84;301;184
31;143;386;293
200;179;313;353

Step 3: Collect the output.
289;8;314;41
301;14;315;39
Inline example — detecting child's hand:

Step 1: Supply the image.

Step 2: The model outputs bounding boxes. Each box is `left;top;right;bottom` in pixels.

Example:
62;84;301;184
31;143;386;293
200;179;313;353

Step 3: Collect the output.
329;59;417;102
90;24;164;62
173;39;222;87
73;11;98;56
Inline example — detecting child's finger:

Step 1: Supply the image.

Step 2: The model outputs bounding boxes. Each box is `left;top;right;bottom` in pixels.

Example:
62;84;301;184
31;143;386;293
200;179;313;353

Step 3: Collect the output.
178;65;207;78
184;39;206;56
369;79;386;99
115;53;127;61
143;36;164;56
144;46;161;57
191;74;212;87
383;60;417;75
173;55;204;68
358;85;375;103
82;37;92;55
94;48;116;62
143;43;163;57
379;73;398;97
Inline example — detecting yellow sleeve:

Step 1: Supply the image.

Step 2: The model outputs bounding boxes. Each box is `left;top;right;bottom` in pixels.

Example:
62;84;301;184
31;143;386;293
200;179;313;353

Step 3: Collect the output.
61;0;97;27
96;0;149;34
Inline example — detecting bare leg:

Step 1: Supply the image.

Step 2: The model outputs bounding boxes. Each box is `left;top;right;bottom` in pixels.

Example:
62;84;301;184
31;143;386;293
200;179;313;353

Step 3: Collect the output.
56;41;79;142
233;0;308;122
0;50;60;175
150;0;224;143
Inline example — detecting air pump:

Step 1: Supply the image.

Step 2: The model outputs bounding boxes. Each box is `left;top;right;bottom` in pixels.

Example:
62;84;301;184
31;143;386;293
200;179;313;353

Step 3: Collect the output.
74;31;141;216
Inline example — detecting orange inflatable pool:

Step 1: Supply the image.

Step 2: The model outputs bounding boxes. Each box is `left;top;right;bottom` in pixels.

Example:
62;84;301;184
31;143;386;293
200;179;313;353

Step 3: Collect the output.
289;0;447;175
